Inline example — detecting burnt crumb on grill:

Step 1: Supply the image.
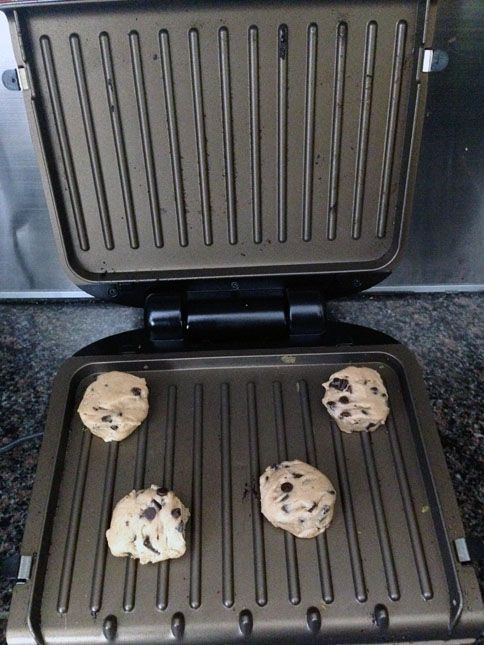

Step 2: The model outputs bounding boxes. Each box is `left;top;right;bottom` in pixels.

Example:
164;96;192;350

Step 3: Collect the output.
339;396;349;404
171;508;181;519
308;502;317;512
111;425;118;431
101;415;112;423
326;400;336;408
340;411;351;418
299;518;304;524
152;499;163;510
330;377;349;391
292;472;303;478
131;387;142;396
321;504;330;515
281;504;290;513
371;387;379;394
157;487;168;496
367;422;376;429
143;536;160;555
175;521;185;533
281;482;293;493
141;507;157;521
280;494;289;502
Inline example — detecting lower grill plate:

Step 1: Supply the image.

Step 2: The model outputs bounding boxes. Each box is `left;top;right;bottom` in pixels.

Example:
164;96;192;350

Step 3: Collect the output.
7;345;484;644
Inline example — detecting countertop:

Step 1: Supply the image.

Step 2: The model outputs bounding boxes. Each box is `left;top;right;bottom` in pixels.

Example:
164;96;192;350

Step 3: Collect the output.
0;293;483;641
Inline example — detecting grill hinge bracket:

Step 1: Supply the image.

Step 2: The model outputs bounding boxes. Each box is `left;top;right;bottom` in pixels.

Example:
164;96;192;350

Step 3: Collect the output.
145;288;326;344
454;537;484;564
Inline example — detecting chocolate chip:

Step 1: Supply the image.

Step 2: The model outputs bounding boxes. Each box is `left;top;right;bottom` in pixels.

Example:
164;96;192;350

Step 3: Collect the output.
281;482;293;493
330;378;349;391
329;490;335;495
280;494;289;502
141;507;157;521
131;387;142;396
271;463;280;470
340;411;351;418
381;393;387;397
292;472;303;478
101;415;112;423
361;410;368;416
321;504;330;515
281;504;290;513
111;425;118;431
347;385;353;394
152;499;162;510
265;475;269;481
104;383;109;387
371;387;379;394
125;520;129;526
92;406;99;411
339;396;349;404
326;400;336;408
364;380;368;385
171;508;181;519
308;502;317;513
367;422;376;429
143;536;160;554
119;412;123;416
157;487;168;496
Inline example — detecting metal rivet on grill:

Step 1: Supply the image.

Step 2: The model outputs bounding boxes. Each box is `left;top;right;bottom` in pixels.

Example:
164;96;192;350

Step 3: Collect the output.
238;609;253;637
171;612;185;640
306;607;321;634
373;604;389;629
102;614;117;641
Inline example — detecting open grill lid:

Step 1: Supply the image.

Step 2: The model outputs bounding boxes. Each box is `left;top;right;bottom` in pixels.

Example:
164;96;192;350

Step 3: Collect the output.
3;0;435;298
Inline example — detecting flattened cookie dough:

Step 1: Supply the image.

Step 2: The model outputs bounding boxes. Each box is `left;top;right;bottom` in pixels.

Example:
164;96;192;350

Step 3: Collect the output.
106;486;190;564
322;366;389;433
78;371;149;442
260;460;336;538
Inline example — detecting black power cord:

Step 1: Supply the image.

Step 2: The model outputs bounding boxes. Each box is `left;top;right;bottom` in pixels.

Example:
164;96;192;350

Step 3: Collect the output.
0;432;43;455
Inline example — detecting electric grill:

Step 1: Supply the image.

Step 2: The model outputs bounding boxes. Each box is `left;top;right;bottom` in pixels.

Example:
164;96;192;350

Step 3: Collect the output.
2;0;483;643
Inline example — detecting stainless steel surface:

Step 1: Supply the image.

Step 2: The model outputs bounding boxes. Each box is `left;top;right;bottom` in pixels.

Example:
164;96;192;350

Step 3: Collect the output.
7;346;484;644
0;1;483;296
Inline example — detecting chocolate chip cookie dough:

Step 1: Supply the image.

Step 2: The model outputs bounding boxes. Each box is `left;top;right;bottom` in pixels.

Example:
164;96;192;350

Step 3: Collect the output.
260;460;336;538
106;486;190;564
322;366;389;433
78;371;149;442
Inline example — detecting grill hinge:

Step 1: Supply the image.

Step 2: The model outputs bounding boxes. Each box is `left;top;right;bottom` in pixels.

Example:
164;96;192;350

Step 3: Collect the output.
145;288;326;344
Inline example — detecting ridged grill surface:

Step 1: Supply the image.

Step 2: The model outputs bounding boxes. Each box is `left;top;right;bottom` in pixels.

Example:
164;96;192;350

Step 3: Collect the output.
35;350;458;644
17;0;424;281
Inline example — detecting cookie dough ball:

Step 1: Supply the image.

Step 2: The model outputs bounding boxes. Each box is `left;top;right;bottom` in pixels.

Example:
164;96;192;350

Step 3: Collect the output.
260;460;336;538
78;371;149;442
322;366;389;433
106;486;190;564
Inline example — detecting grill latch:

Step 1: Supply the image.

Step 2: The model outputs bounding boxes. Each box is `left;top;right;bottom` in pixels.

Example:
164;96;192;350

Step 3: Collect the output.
454;537;484;564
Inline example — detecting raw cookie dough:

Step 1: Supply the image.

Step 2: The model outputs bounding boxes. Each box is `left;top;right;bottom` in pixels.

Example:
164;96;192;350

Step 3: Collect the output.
78;371;149;442
260;460;336;538
322;366;389;433
106;486;190;564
